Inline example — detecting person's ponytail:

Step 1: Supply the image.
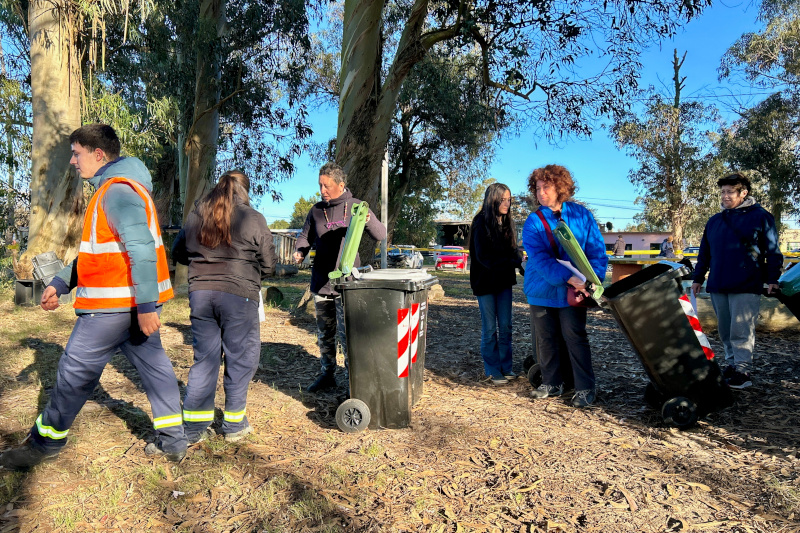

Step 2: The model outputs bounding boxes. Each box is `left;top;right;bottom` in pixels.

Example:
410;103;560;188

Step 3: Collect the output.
196;171;250;248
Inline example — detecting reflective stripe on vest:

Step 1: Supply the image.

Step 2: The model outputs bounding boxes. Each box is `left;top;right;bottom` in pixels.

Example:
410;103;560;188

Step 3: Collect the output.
183;410;215;422
75;177;173;310
153;414;183;429
223;410;246;423
35;414;69;440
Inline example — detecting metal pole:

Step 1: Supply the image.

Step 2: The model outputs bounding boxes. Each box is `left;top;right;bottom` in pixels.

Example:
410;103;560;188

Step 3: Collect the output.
380;151;388;269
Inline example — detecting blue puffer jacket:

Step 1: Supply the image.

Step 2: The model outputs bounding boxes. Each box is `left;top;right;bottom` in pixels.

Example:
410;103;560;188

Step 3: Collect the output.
522;202;608;308
693;199;782;294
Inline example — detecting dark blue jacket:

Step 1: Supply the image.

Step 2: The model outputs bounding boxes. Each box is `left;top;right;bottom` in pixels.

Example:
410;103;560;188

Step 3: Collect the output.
693;199;782;294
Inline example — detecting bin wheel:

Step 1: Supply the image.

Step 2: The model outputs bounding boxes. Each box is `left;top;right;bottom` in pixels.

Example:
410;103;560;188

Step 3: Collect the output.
644;382;664;409
661;396;698;429
336;399;371;433
522;355;535;374
527;363;542;388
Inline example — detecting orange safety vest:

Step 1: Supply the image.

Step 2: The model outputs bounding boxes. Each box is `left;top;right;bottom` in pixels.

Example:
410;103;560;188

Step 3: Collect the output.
75;177;173;310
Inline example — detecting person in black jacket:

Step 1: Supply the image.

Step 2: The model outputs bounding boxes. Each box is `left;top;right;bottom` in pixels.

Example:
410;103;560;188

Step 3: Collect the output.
691;173;782;390
469;183;523;385
172;170;277;443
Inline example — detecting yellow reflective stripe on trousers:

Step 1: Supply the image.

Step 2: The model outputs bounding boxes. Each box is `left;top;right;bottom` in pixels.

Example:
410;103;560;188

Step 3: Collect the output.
182;410;214;422
35;414;69;439
223;410;246;423
153;414;183;429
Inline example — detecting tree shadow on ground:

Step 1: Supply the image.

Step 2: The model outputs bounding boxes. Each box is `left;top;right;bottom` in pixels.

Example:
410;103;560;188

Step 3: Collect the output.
252;341;345;430
11;337;168;444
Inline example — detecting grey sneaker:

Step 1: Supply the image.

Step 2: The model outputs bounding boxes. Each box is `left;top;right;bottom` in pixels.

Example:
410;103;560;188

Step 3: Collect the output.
571;389;596;408
490;376;509;385
531;383;564;399
144;442;186;462
504;371;518;380
224;424;253;443
187;428;214;445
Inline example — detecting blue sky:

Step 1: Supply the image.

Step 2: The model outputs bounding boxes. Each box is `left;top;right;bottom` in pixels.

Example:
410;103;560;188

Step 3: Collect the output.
256;1;777;228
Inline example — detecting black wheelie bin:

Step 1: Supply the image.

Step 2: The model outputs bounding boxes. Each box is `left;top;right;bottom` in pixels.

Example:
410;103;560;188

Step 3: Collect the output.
602;261;733;428
334;268;438;432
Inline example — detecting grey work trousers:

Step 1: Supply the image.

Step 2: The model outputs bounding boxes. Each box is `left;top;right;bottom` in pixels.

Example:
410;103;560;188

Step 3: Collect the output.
710;292;761;372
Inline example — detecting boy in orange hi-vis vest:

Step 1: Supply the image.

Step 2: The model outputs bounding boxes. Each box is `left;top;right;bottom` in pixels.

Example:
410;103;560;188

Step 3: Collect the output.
0;124;187;471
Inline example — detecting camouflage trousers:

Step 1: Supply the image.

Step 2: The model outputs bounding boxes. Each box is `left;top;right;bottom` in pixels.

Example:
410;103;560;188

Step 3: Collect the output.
314;294;348;378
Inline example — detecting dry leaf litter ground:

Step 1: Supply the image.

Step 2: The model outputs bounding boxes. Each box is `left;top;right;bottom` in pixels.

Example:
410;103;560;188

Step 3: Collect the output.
0;270;799;532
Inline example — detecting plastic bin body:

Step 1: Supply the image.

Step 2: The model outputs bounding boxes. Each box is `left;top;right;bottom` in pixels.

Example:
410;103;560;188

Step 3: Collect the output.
777;266;800;321
603;262;732;416
335;269;437;429
14;279;72;306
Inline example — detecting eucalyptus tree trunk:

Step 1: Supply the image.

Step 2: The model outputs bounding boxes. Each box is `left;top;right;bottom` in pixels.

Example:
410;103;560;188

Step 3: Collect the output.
182;0;226;222
19;0;83;279
338;0;439;258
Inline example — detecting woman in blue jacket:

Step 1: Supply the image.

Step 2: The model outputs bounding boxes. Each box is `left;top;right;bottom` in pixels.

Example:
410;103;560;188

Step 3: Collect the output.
522;165;608;407
468;183;524;385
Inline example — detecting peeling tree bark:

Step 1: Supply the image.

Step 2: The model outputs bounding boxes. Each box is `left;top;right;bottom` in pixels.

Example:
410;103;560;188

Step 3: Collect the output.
20;0;83;278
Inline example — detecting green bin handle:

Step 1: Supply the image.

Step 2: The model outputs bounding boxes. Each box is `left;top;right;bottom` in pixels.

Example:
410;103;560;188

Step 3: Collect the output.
329;201;369;280
553;221;604;300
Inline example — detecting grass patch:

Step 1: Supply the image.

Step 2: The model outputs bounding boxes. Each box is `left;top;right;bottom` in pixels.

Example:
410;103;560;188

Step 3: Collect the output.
358;441;384;459
289;489;333;522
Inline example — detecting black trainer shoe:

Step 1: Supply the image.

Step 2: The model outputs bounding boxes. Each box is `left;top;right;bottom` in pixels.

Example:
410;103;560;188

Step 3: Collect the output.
306;373;337;393
531;383;564;399
571;389;596;408
144;442;186;462
722;365;736;380
0;443;59;472
726;370;752;390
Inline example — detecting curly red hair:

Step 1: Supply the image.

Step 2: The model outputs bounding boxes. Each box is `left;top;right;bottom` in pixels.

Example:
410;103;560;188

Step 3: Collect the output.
527;164;576;205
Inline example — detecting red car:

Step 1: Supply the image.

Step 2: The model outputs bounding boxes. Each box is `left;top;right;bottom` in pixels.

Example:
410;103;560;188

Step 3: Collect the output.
435;246;468;271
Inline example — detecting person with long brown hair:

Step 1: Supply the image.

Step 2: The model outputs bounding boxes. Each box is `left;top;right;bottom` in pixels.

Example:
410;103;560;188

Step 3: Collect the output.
468;183;524;384
172;170;276;443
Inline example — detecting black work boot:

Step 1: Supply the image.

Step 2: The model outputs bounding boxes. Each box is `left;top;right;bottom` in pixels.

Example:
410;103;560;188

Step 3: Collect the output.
0;442;60;472
306;373;337;393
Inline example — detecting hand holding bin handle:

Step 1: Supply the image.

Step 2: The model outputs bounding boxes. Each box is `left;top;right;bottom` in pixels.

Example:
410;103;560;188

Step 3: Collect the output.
553;221;605;300
329;201;369;281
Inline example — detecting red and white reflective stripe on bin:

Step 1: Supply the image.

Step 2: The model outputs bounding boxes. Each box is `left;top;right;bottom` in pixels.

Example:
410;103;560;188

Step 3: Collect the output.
678;294;715;360
397;303;421;378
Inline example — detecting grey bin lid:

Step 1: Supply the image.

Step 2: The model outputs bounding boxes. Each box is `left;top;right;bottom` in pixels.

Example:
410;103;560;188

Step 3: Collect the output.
336;268;438;292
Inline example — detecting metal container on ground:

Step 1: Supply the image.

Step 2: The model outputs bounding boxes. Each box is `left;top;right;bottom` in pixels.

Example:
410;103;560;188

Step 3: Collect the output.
334;269;437;432
602;261;733;428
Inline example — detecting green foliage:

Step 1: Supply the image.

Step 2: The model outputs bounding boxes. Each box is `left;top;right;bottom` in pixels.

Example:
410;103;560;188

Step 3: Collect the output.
392;165;443;247
269;219;290;229
720;0;800;89
718;92;800;234
289;194;320;228
611;67;723;245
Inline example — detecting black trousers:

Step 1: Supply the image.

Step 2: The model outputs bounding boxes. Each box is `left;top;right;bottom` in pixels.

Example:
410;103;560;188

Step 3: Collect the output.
529;305;595;391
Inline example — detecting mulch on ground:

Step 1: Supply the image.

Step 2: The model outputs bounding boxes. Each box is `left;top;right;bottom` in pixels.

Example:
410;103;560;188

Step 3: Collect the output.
0;270;799;532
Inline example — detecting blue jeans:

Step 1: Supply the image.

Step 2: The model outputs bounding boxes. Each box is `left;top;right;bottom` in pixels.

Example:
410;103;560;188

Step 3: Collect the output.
529;305;595;391
477;288;513;378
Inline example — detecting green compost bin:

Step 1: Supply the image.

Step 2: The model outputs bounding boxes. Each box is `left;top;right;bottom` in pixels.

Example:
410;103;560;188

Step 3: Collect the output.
602;261;732;428
334;269;438;432
776;265;800;322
